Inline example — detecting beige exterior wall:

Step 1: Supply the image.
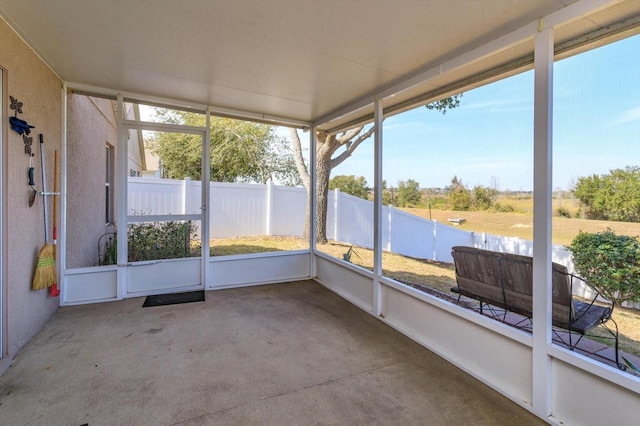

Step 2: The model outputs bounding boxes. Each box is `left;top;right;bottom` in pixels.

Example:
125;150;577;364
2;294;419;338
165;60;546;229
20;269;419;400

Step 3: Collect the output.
66;96;149;268
66;94;117;268
1;18;62;374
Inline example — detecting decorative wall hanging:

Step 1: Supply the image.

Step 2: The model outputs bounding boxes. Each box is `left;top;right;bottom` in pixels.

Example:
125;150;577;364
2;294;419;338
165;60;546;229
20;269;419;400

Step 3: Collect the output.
9;95;36;156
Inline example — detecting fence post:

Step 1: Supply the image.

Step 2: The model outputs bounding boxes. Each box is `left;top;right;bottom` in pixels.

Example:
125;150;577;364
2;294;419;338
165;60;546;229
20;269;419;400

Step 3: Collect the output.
266;182;273;236
182;177;191;214
387;206;393;252
334;189;340;241
433;220;438;261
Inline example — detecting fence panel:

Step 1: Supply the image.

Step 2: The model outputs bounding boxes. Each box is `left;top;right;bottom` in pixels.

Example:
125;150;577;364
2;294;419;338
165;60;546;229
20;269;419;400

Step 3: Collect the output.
434;222;475;263
184;179;203;215
336;192;374;249
210;183;268;238
388;208;435;259
481;234;525;254
270;185;306;237
128;177;183;215
381;206;391;251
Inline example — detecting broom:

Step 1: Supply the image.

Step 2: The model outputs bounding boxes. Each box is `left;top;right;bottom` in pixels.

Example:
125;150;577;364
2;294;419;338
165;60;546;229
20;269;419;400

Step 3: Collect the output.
50;150;60;297
32;134;56;290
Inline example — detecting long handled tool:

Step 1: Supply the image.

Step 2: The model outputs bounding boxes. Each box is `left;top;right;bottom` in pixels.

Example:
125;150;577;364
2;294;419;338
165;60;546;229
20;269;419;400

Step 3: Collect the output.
32;134;56;290
50;150;60;297
28;155;37;207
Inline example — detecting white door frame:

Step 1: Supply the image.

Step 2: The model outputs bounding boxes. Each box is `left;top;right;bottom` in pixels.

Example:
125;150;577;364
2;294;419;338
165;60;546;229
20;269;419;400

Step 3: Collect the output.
117;98;209;297
0;67;5;357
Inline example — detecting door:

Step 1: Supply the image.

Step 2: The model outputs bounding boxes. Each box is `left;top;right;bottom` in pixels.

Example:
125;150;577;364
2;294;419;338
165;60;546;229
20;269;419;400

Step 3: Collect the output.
124;125;207;295
0;67;4;356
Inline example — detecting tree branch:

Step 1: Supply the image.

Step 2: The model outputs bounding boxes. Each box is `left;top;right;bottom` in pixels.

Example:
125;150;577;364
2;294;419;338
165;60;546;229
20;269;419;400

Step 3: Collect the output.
289;128;310;189
330;126;375;169
336;126;364;145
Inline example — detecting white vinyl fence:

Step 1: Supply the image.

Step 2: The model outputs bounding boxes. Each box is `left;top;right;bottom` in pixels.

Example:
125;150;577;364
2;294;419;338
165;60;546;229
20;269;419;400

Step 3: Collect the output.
127;178;638;308
127;177;306;239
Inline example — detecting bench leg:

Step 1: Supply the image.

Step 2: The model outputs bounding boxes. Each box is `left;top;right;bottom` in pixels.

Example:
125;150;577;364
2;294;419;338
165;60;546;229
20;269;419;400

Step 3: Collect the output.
603;317;623;370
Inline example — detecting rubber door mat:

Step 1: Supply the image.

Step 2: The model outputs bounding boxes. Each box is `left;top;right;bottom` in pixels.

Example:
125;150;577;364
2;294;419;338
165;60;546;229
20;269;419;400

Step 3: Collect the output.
142;290;205;307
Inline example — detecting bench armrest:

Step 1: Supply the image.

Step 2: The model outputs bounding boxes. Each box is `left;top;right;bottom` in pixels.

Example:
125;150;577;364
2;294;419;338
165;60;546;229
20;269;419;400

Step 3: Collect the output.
568;272;615;318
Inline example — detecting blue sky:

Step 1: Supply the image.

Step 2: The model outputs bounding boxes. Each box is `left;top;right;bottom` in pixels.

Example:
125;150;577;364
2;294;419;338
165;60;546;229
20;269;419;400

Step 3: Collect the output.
329;34;640;191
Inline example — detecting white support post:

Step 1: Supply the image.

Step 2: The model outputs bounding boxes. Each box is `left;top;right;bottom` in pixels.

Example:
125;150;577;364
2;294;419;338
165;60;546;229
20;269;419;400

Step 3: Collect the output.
373;98;383;316
202;109;211;289
59;85;68;302
532;24;554;420
115;94;128;299
309;126;317;277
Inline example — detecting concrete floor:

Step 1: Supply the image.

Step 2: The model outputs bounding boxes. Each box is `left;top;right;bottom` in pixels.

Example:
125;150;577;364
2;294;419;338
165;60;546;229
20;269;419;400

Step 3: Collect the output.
0;280;544;425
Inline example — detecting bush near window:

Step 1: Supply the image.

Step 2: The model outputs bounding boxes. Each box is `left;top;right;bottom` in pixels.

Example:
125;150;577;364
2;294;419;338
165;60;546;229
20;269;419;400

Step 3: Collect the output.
128;221;198;262
567;229;640;305
98;221;200;265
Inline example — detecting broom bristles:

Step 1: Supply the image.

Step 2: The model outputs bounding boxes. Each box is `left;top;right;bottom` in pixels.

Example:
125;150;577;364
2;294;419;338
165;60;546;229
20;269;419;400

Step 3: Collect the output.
32;244;57;290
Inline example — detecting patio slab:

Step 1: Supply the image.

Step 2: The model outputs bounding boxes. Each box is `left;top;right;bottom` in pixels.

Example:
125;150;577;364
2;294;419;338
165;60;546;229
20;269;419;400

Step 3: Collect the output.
0;280;543;425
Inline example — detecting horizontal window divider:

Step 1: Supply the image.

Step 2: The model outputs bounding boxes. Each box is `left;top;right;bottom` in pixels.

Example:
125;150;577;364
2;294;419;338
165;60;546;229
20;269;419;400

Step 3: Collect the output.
122;120;206;134
127;214;201;223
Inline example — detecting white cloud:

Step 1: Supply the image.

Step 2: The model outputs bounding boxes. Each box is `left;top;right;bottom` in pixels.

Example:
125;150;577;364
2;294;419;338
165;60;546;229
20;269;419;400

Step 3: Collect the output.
613;107;640;125
459;97;533;114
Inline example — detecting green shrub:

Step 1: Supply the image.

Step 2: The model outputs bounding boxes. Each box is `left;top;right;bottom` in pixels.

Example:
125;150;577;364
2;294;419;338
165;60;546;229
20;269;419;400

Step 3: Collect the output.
567;229;640;305
493;202;515;213
128;220;198;262
555;207;572;218
98;232;117;266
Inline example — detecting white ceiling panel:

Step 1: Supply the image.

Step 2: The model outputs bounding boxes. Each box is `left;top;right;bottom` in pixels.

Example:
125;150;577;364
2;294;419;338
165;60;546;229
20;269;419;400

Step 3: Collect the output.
1;0;638;128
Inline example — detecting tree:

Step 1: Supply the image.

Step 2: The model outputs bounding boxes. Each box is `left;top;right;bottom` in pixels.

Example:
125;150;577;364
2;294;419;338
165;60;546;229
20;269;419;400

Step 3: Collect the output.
447;175;464;192
291;95;462;242
149;110;301;185
472;185;496;210
573;166;640;222
397;179;421;207
382;180;397;206
448;176;471;211
329;175;369;199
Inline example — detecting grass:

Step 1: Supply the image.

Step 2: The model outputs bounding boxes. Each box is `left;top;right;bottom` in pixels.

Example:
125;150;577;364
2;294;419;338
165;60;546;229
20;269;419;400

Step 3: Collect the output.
210;235;640;360
403;206;640;246
210;235;309;256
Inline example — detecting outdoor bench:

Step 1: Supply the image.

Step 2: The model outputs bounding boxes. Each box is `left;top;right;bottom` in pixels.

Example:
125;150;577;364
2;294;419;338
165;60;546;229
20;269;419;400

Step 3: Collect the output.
450;245;621;368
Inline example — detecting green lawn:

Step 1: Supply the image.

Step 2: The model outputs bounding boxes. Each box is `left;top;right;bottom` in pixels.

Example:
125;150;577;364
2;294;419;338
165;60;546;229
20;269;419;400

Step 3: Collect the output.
402;207;640;246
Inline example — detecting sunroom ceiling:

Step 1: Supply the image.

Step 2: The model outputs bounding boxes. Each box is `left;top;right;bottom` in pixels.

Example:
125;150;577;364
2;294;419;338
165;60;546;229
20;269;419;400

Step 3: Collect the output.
1;0;639;130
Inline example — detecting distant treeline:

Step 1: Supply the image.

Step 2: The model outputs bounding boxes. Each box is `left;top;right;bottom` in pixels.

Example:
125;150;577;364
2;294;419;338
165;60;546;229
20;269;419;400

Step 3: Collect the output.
329;170;640;222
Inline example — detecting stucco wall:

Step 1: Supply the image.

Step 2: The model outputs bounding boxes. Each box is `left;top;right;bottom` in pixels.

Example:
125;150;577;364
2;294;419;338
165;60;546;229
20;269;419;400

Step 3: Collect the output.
67;94;117;268
0;18;61;374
